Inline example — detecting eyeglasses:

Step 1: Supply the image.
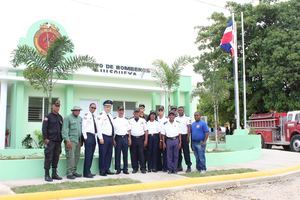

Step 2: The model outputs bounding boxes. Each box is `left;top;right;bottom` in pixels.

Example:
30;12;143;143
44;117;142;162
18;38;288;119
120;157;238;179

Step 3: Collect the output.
90;107;96;109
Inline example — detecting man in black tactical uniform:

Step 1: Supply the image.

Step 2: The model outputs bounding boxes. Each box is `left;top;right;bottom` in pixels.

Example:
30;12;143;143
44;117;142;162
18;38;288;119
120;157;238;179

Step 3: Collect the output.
42;100;63;182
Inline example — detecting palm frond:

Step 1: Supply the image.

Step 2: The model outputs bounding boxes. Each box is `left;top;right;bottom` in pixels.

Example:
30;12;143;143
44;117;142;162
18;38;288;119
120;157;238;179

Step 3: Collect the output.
11;45;47;68
59;55;99;78
46;36;74;68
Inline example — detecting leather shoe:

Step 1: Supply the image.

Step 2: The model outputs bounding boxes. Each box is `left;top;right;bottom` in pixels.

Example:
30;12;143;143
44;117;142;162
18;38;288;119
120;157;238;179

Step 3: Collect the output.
73;172;82;177
132;169;138;174
67;175;76;179
84;174;94;178
45;175;53;182
141;170;146;174
116;170;121;175
106;170;114;175
100;172;107;176
123;171;129;174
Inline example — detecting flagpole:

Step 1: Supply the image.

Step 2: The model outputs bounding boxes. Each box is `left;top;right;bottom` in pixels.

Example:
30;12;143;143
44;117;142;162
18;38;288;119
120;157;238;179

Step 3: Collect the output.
241;12;247;129
232;13;240;129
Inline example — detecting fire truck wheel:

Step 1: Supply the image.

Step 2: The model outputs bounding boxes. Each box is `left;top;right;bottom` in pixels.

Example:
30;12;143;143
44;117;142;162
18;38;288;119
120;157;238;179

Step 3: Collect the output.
290;135;300;152
261;135;271;149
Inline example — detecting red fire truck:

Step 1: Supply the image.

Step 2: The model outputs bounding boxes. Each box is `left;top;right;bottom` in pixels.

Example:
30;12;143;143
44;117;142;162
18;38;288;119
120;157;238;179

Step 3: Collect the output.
248;111;300;152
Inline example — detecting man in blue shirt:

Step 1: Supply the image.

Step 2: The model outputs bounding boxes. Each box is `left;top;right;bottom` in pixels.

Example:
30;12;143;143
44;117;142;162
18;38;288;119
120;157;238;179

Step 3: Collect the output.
191;112;209;173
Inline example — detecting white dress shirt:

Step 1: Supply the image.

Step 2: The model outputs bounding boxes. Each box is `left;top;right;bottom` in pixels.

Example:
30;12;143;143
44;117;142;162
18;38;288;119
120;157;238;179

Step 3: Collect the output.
96;111;114;140
157;116;168;133
114;116;130;136
146;120;160;135
82;112;98;139
161;120;181;138
129;117;147;137
175;115;191;135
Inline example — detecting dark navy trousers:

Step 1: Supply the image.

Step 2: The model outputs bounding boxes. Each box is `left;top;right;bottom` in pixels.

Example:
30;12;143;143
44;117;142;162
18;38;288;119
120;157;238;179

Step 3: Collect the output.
178;134;192;168
147;134;159;171
130;136;146;171
114;135;129;172
83;133;96;176
98;134;113;173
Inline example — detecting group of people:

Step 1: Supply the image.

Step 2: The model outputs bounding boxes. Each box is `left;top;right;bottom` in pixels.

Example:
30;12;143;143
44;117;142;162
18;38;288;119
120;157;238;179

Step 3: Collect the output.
42;100;209;182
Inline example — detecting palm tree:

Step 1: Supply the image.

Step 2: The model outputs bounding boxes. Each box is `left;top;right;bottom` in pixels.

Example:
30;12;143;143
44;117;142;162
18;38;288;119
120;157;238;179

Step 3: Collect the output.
152;56;193;112
11;36;99;113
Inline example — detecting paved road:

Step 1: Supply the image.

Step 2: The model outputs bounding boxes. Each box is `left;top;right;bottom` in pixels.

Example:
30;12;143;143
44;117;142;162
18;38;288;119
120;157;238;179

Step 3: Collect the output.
165;172;300;200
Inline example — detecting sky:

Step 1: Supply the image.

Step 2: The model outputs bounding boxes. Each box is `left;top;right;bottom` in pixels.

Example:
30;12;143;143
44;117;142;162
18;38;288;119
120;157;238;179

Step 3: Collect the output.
0;0;253;83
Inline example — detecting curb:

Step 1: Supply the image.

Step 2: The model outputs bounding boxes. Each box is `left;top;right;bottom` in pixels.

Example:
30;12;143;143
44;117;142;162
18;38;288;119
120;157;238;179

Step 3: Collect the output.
1;165;300;200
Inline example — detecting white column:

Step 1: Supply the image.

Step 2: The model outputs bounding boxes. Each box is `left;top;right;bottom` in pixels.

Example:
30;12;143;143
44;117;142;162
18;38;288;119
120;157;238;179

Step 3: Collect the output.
0;80;8;149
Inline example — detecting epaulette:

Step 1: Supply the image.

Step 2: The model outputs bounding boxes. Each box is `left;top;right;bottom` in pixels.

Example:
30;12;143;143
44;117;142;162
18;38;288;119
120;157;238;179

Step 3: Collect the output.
125;117;129;120
113;117;117;119
176;120;180;123
99;112;103;115
163;121;167;125
85;113;88;116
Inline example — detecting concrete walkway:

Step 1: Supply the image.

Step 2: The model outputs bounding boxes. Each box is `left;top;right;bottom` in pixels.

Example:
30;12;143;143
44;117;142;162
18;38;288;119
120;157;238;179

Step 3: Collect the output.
1;149;300;197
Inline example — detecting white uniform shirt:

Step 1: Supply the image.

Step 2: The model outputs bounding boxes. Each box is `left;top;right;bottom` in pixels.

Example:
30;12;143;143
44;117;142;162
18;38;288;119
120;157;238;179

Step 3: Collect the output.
129;117;147;137
82;112;98;139
175;115;191;135
146;120;160;135
157;116;168;133
114;116;130;136
161;120;181;138
96;111;114;139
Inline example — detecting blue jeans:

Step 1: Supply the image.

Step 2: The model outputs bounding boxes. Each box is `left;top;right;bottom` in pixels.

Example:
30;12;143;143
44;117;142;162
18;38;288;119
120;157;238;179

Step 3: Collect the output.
192;141;206;171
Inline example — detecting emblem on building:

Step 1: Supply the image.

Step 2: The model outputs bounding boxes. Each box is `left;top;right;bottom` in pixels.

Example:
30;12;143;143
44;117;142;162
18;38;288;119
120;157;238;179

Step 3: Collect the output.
34;23;61;55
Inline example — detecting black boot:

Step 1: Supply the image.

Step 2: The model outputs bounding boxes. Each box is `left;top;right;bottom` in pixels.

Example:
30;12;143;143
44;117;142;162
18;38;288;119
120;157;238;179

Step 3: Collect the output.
52;168;63;180
45;170;53;182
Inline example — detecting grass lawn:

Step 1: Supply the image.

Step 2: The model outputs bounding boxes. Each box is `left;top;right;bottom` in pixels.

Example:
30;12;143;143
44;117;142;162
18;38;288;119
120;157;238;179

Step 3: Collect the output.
182;168;257;178
12;178;140;194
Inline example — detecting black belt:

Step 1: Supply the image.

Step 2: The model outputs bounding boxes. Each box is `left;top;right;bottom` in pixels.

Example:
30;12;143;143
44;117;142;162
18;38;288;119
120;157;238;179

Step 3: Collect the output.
132;135;144;138
149;133;159;136
103;134;113;137
115;135;128;138
167;136;178;140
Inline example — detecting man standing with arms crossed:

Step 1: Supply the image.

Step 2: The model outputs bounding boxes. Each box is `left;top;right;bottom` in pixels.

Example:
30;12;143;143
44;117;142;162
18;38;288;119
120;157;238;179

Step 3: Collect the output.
62;106;83;179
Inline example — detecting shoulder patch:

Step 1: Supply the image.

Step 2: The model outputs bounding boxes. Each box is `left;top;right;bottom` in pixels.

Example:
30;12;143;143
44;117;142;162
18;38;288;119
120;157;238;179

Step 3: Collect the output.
99;112;103;115
176;120;180;123
113;117;117;119
44;117;48;121
85;113;88;116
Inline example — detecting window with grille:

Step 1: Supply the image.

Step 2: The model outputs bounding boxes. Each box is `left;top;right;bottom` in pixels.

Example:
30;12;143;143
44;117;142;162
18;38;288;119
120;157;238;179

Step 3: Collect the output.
28;97;58;122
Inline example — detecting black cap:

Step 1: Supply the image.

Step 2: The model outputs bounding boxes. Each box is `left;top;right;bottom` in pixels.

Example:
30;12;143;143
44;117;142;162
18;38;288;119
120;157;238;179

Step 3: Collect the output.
168;111;176;116
170;106;177;110
158;106;164;111
149;110;156;116
134;108;140;113
103;100;113;106
139;104;145;108
117;106;124;111
53;99;60;106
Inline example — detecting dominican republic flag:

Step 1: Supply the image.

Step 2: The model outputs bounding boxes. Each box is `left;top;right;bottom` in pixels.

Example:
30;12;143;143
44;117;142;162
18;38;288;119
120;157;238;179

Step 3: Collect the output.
220;20;234;57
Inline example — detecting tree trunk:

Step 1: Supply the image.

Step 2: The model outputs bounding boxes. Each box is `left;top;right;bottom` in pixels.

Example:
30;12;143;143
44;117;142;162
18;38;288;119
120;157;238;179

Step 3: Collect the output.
48;70;54;113
167;90;171;113
214;101;218;149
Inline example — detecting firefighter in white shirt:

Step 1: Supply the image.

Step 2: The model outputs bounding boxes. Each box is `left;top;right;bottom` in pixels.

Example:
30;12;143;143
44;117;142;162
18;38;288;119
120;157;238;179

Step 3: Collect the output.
96;100;115;176
161;111;182;174
129;108;148;174
82;103;98;178
113;106;131;174
146;110;161;172
176;106;192;172
157;106;168;172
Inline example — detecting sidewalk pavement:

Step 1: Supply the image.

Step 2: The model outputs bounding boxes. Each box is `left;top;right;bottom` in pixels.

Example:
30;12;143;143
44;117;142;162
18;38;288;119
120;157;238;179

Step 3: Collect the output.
1;149;300;198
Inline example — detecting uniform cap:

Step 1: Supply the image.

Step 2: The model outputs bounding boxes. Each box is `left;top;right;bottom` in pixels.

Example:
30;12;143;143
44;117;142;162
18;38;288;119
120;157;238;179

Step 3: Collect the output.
71;106;82;111
103;100;113;106
117;106;124;111
138;104;145;108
